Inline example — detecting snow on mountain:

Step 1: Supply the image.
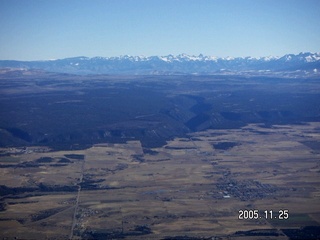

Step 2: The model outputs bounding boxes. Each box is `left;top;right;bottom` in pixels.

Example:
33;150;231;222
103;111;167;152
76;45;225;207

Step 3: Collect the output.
300;52;320;62
259;56;280;61
0;52;319;75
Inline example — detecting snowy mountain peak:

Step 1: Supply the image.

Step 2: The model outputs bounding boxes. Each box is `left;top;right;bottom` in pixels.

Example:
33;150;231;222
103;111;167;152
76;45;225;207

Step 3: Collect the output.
1;52;319;75
56;52;320;64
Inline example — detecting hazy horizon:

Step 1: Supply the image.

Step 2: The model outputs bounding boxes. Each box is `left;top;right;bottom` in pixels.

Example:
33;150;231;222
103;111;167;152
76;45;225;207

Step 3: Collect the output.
2;51;320;62
1;0;320;61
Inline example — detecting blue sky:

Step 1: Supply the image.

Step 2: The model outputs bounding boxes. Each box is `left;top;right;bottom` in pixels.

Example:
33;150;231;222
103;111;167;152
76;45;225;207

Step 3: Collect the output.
0;0;319;60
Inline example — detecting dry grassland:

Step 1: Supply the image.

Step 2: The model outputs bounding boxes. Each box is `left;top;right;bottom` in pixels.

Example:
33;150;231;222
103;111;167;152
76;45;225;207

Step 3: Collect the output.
0;123;319;239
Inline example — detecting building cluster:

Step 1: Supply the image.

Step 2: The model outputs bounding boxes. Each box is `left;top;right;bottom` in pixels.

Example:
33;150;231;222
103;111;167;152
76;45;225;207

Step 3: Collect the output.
216;177;277;201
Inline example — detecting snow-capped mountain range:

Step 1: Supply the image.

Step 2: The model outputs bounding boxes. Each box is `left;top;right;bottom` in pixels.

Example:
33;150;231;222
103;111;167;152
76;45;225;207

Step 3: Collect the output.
0;52;319;75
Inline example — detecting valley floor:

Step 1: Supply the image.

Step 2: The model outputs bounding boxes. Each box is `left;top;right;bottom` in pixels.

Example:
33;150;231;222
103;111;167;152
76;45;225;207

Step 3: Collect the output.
1;122;320;239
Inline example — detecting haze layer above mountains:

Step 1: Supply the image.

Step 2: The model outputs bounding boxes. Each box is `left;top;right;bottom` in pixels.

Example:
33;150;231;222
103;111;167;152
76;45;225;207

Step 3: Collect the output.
1;52;319;75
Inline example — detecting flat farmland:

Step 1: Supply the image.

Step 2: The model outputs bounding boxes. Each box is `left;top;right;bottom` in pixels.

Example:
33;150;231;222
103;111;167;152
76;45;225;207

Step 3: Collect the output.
1;122;319;239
